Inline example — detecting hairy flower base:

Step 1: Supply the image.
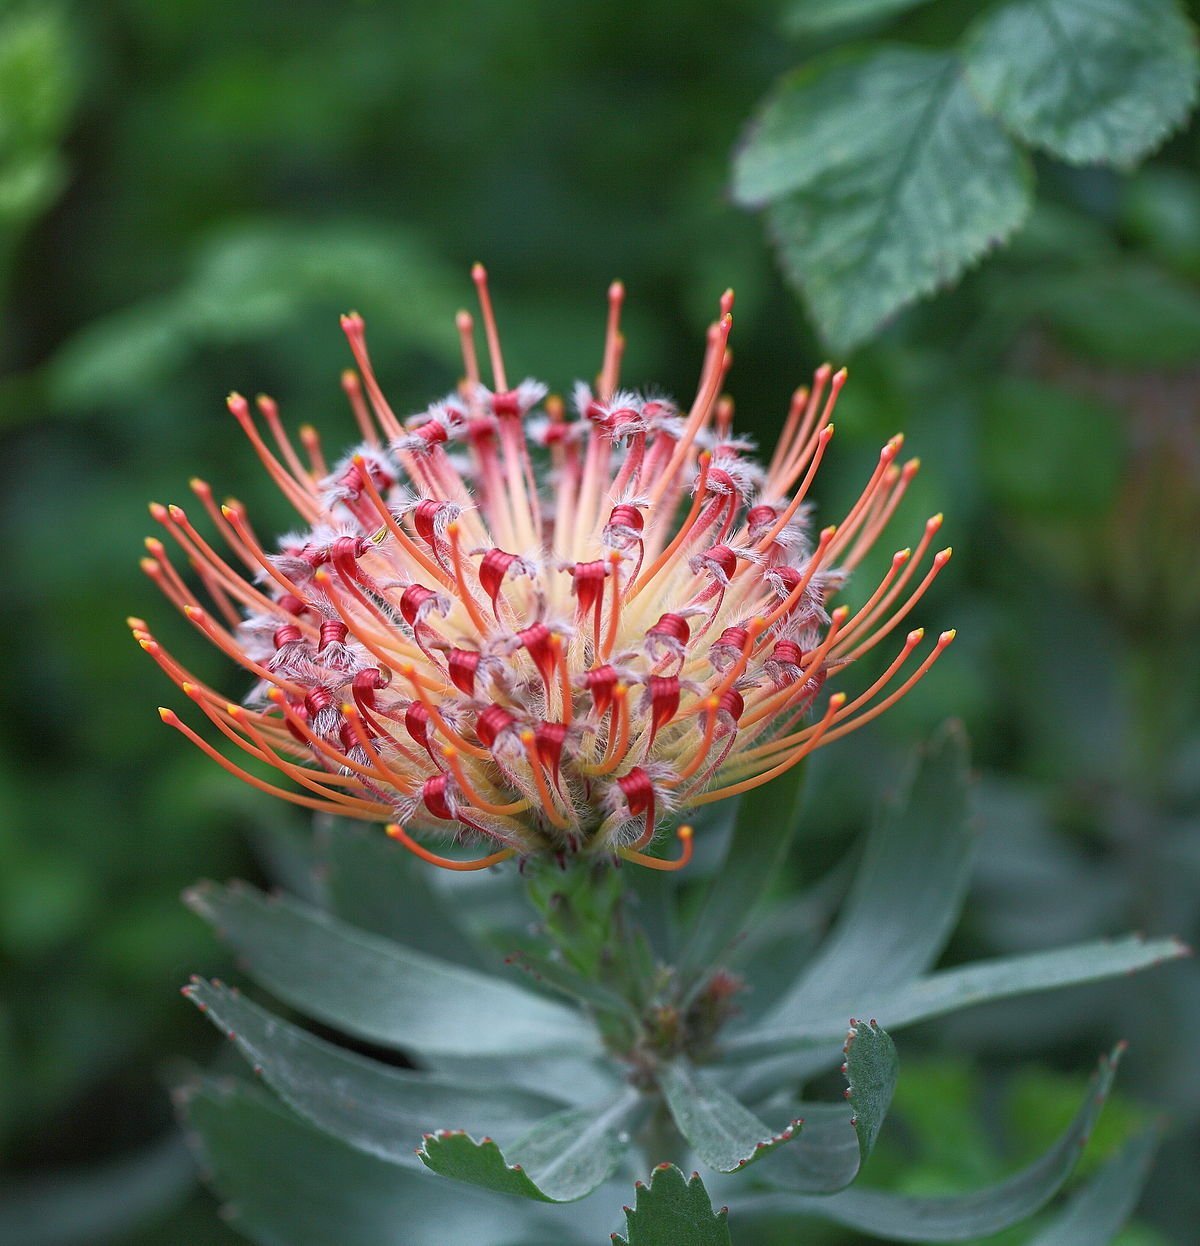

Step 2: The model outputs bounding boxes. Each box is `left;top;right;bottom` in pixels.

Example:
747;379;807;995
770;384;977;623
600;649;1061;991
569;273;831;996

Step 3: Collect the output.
135;269;952;870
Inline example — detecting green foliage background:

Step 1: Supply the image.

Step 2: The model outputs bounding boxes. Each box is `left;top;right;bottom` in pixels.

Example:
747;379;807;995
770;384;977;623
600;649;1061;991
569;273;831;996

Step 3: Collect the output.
0;0;1197;1242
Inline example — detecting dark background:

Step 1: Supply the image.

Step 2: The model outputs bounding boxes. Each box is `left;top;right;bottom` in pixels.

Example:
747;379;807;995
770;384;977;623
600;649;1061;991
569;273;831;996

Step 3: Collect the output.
1;2;1197;1242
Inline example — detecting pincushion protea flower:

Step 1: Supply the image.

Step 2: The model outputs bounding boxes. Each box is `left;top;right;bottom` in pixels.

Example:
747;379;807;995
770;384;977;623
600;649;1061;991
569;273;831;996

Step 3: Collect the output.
134;268;953;872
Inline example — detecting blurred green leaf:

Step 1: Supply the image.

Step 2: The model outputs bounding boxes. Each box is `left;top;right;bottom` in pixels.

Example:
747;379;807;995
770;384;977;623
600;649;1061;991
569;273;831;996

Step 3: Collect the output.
965;0;1198;167
734;47;1032;350
184;978;566;1166
184;881;599;1057
1122;167;1200;276
1011;262;1200;365
0;1134;193;1246
1027;1128;1160;1245
983;378;1123;519
744;1048;1124;1240
0;5;76;240
46;220;462;413
657;1060;800;1173
784;0;937;35
612;1164;731;1246
417;1089;641;1203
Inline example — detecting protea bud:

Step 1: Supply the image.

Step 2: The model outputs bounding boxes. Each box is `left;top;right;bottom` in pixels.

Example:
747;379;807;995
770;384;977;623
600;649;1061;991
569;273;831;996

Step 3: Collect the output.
137;270;953;872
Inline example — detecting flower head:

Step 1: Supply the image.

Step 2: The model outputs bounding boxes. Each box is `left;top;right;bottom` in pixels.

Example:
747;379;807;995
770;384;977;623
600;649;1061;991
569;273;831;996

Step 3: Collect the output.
136;268;953;871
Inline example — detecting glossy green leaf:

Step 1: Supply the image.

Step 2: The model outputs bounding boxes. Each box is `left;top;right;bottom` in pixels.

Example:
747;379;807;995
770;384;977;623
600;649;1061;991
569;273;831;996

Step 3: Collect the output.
180;1077;598;1246
744;1047;1124;1240
734;48;1032;350
184;978;566;1165
724;934;1188;1061
657;1060;800;1173
612;1165;732;1246
768;722;973;1021
416;1090;641;1203
1027;1128;1160;1245
184;881;598;1057
676;763;806;987
965;0;1199;166
783;0;936;35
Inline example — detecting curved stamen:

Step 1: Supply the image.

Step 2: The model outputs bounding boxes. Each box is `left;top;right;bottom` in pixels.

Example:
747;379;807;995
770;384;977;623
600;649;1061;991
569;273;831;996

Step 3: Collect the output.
387;823;515;872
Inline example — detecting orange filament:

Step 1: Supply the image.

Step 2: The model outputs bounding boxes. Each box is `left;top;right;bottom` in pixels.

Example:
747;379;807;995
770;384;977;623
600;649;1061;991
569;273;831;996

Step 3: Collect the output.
551;635;574;724
226;393;322;523
817;631;955;748
581;684;629;776
401;664;491;759
844;458;920;571
628;452;712;601
341;369;380;447
599;280;625;401
220;503;309;602
669;701;720;786
759;525;838;633
471;263;508;392
646;314;731;509
691;693;845;805
182;606;306;697
738;606;849;730
836;546;952;663
446;522;490;634
756;423;835;552
602;551;623;658
387;823;515;872
826;435;903;561
767;385;810;478
519;732;571;829
349;455;449;585
828;547;911;649
254;394;311;485
456;310;481;391
299;424;327;477
440;747;531;816
160;709;387;819
619;824;693;871
189;478;257;571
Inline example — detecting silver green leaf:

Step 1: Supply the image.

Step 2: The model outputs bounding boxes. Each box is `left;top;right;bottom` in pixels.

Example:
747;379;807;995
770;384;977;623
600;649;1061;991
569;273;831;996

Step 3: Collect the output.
723;934;1188;1062
676;762;806;988
965;0;1199;167
733;47;1032;351
742;1047;1124;1240
613;1164;732;1246
416;1089;642;1203
184;978;567;1165
184;881;598;1057
762;1018;899;1194
770;720;973;1020
179;1077;601;1246
657;1060;800;1173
